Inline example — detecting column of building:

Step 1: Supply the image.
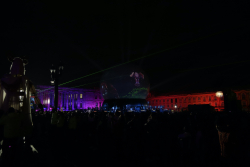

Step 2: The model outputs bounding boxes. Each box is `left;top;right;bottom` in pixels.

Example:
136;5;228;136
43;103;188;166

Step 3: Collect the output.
63;92;65;110
46;91;50;111
72;92;75;110
69;92;71;110
75;93;77;109
60;91;63;110
66;92;68;111
83;92;85;109
76;93;79;109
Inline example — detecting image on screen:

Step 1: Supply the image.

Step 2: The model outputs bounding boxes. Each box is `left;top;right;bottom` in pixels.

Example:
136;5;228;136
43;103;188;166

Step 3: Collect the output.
100;65;150;100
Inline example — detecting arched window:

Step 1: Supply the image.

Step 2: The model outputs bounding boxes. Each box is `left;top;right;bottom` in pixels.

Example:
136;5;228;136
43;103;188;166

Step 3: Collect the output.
242;93;246;100
242;101;246;107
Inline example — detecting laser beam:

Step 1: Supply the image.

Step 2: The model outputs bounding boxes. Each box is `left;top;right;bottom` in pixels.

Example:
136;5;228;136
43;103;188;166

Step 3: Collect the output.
36;23;244;94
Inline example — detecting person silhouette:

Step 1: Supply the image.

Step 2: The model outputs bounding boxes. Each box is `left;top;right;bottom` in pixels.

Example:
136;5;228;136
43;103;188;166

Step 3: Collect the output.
130;72;144;87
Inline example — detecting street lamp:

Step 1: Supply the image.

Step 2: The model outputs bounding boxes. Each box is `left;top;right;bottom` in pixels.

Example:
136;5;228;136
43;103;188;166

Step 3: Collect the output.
175;104;177;112
216;91;223;111
50;62;64;111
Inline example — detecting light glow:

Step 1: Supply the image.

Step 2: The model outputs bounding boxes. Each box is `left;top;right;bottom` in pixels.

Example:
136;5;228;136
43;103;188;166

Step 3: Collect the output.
2;88;7;101
216;91;223;98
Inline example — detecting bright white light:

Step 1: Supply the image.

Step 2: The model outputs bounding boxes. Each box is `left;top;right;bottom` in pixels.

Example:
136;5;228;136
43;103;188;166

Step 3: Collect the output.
216;91;223;98
30;145;38;153
3;89;6;102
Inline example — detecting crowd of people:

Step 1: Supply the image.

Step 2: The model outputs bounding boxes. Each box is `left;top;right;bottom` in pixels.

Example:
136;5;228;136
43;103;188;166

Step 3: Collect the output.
0;107;250;167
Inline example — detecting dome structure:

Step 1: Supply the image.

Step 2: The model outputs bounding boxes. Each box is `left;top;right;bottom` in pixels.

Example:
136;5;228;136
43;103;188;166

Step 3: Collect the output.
100;65;150;100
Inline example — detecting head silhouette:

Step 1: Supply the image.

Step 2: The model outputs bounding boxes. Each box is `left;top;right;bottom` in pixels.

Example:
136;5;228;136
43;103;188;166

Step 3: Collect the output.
8;107;15;114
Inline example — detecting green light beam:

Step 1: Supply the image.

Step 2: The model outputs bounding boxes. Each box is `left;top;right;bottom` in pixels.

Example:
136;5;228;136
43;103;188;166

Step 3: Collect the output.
36;23;244;94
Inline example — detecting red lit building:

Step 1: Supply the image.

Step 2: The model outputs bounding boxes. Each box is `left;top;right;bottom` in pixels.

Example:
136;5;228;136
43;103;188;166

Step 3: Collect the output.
146;89;250;112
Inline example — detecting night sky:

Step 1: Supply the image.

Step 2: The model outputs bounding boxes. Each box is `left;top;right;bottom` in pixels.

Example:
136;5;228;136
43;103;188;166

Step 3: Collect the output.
0;0;249;96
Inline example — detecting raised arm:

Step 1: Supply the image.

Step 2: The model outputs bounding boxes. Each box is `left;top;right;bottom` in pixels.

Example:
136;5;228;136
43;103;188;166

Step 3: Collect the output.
139;72;144;79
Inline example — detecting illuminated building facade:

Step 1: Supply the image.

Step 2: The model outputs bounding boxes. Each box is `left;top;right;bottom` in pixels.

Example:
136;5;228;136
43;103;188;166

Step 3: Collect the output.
146;89;250;112
36;85;104;111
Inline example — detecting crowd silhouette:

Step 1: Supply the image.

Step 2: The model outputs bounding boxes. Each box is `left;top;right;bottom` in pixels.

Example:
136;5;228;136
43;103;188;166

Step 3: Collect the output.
0;107;250;167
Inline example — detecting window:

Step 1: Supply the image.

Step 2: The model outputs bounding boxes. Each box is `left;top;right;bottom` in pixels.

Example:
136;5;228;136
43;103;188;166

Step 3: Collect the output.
167;105;169;107
175;98;177;103
95;96;97;99
167;99;169;102
184;98;186;102
159;100;161;103
156;100;158;102
76;94;78;99
198;97;201;101
209;96;211;101
193;97;196;102
180;98;182;103
171;99;173;103
80;94;82;98
171;104;173;108
188;97;191;103
214;96;217;101
242;93;246;100
215;102;217;106
80;103;82;108
163;99;165;102
203;97;206;102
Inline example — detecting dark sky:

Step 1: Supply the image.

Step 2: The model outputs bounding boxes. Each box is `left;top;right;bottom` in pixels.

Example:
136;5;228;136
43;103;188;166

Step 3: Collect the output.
0;0;249;96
